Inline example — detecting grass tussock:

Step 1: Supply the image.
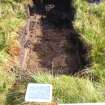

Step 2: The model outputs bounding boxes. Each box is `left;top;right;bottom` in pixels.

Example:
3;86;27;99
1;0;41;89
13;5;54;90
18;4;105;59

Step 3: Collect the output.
5;73;105;104
0;0;25;105
74;0;105;67
32;73;105;103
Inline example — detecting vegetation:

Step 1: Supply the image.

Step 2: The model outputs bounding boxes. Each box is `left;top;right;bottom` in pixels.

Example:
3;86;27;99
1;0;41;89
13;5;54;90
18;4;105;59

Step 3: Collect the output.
1;0;105;104
32;73;105;103
0;0;25;105
74;0;105;83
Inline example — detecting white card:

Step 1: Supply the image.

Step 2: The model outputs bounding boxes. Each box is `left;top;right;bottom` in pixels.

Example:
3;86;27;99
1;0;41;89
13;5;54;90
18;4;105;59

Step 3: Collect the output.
25;83;52;102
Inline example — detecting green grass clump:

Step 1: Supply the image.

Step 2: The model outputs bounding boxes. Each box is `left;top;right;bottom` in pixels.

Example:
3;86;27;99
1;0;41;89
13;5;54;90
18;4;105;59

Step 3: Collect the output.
32;73;105;103
74;0;105;67
0;67;15;105
0;0;25;57
5;73;105;105
74;0;105;92
0;0;25;105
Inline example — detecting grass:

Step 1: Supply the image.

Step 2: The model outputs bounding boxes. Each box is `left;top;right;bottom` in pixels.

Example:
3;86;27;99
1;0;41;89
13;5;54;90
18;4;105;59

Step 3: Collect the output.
74;0;105;85
0;67;15;105
0;0;25;105
74;0;105;67
5;73;105;104
32;73;105;103
1;0;105;104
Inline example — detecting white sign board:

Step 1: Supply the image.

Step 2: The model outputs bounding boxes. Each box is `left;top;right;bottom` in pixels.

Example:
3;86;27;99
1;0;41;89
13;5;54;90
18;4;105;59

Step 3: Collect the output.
25;83;52;102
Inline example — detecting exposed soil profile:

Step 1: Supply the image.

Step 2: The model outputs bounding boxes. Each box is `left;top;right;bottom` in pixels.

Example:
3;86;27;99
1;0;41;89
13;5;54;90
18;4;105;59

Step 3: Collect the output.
20;0;90;75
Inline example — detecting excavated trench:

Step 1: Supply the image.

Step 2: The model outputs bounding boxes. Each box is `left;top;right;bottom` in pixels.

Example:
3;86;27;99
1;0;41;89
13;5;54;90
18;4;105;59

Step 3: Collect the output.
19;0;90;75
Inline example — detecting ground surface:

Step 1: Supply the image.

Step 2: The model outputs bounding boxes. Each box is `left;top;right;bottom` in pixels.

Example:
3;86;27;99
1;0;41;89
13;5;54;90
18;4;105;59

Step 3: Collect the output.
1;0;105;105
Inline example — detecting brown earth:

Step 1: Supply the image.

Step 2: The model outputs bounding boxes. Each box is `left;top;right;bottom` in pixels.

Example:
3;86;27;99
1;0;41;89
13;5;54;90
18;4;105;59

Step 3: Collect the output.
19;13;89;75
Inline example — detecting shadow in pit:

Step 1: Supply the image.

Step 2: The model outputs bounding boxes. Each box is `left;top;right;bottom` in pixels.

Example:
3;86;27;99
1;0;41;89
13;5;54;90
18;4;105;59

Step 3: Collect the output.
29;0;91;75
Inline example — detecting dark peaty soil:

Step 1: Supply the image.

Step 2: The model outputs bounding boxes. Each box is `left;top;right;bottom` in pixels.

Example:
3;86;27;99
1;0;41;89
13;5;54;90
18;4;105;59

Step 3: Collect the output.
19;0;90;75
